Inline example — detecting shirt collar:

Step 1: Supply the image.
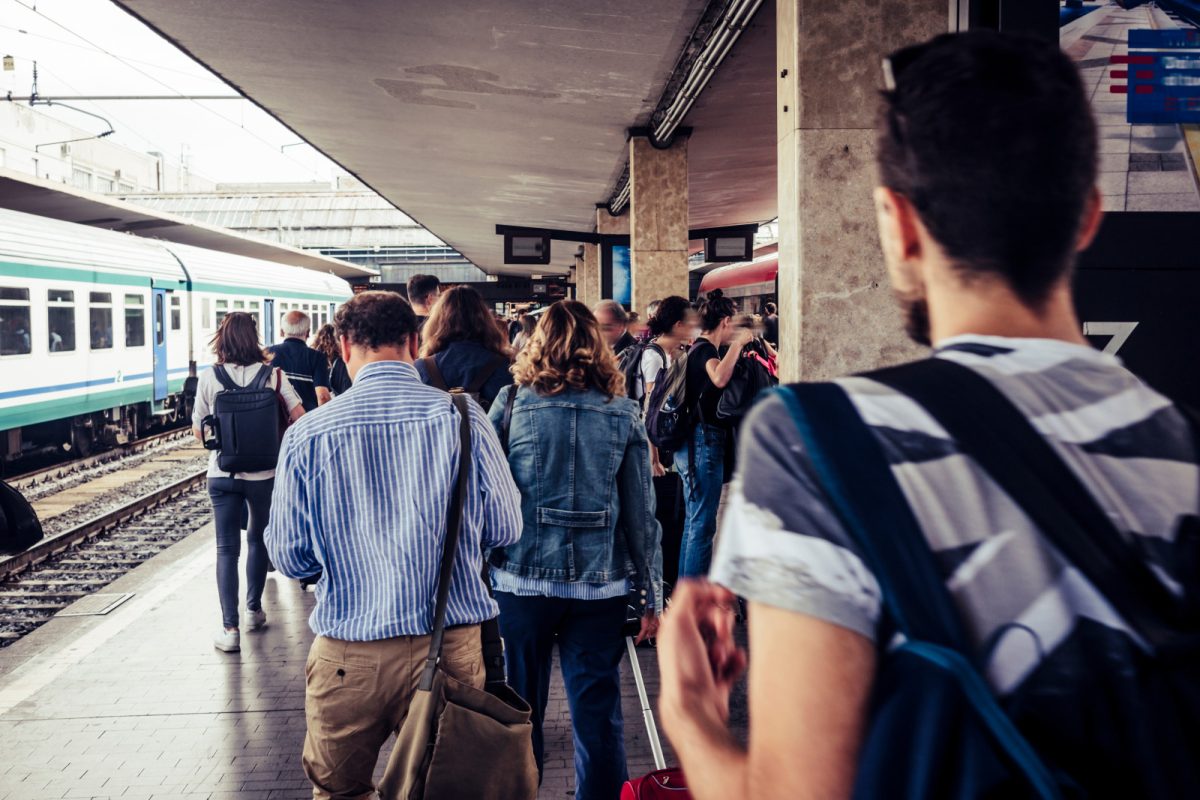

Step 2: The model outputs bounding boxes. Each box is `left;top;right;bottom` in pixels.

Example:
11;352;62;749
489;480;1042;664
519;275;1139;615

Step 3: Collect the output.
353;360;421;383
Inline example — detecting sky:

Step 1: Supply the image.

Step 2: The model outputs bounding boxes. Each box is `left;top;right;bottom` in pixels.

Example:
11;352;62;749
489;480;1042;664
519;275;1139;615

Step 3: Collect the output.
0;0;342;183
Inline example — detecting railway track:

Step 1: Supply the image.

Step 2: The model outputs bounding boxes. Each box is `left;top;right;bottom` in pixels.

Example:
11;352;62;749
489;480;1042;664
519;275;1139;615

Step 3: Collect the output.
0;467;210;646
5;427;192;494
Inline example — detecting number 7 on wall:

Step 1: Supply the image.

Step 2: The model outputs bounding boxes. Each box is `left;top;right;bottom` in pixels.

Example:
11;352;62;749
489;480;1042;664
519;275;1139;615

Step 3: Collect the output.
1082;322;1139;355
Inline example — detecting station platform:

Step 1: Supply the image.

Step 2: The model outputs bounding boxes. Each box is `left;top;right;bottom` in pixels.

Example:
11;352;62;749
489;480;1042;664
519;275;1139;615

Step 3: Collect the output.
1062;1;1200;212
0;522;674;799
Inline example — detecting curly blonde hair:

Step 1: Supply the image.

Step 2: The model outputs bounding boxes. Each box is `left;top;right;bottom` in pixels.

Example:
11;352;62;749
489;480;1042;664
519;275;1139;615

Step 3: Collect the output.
511;300;625;399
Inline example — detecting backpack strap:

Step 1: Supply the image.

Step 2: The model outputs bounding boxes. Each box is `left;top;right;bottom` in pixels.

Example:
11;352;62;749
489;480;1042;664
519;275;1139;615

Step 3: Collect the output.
250;363;274;390
466;354;508;395
423;356;449;391
499;384;518;455
212;364;239;392
866;358;1198;648
777;383;1060;798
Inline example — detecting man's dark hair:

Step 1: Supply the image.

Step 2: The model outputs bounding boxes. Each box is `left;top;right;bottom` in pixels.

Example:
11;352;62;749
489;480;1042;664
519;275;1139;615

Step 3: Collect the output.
878;31;1097;306
335;291;417;350
406;274;441;307
764;301;777;315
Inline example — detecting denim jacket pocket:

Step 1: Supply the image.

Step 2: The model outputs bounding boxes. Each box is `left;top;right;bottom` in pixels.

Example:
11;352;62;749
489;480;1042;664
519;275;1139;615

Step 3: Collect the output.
537;507;610;528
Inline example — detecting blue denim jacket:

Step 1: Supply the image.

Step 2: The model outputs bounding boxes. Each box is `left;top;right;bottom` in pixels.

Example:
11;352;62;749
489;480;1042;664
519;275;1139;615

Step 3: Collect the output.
487;385;662;608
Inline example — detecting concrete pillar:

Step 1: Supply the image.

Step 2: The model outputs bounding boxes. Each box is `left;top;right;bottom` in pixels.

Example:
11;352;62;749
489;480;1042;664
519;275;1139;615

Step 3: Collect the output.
594;207;627;308
776;0;946;381
577;242;601;308
628;135;689;314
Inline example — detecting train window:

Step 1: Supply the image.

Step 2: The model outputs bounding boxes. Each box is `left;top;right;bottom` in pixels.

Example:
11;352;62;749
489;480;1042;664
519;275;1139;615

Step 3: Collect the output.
124;294;146;348
89;293;114;350
215;299;228;327
47;289;76;353
170;295;182;330
0;287;32;357
233;300;245;310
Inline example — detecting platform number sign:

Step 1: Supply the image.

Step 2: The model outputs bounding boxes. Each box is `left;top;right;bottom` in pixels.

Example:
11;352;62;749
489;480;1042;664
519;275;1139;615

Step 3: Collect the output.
1082;322;1139;356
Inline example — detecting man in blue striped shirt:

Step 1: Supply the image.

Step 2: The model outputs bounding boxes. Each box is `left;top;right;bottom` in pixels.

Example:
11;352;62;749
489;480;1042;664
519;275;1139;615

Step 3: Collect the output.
265;290;522;800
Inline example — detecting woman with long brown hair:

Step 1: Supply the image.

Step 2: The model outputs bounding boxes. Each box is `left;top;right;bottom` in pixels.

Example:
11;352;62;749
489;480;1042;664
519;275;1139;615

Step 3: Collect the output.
310;322;352;396
487;300;662;799
414;284;512;409
191;312;305;653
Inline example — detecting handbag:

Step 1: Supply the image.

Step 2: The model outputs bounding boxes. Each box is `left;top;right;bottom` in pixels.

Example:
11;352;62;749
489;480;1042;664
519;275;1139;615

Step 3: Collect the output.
379;393;539;800
777;381;1062;799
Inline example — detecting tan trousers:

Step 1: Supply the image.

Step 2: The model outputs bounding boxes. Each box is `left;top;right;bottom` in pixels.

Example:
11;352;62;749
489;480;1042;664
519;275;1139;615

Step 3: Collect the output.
302;625;485;800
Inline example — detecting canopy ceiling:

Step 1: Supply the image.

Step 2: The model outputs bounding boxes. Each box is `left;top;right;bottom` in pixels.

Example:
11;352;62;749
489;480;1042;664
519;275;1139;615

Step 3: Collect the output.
111;0;778;275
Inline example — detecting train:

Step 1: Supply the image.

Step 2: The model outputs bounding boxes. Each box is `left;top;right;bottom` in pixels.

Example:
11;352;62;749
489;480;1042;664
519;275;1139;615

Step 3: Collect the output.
0;207;352;466
696;246;778;313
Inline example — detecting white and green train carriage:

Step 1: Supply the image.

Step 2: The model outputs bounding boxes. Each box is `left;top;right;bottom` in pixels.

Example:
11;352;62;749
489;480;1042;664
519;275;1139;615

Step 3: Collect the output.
0;208;352;464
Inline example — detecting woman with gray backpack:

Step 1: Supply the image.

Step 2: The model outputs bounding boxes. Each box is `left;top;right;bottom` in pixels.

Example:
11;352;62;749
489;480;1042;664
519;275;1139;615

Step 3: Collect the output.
192;311;305;653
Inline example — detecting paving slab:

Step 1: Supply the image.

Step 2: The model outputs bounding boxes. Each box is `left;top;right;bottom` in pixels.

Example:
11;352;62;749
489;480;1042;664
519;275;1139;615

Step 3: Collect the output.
0;518;697;798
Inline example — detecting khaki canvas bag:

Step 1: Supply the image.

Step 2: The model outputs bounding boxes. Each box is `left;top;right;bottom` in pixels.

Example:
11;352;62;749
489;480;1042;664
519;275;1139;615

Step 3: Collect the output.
379;393;538;800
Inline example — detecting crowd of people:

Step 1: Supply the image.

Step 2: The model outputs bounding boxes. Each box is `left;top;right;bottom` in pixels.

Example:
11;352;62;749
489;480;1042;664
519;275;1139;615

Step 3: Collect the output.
187;30;1197;800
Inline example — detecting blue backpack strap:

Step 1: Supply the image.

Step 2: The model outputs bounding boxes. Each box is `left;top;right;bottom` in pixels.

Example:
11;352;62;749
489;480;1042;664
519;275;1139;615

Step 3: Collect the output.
775;382;1061;798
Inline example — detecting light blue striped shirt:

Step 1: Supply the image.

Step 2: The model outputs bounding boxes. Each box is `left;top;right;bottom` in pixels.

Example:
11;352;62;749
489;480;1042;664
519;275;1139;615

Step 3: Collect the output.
265;361;523;641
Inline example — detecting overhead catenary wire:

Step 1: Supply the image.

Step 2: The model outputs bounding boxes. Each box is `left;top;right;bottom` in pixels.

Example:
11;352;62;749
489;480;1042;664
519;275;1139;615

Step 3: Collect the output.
5;0;324;177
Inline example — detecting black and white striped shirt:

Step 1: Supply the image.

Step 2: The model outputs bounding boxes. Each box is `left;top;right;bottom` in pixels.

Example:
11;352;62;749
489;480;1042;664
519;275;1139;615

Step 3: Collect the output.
712;335;1197;698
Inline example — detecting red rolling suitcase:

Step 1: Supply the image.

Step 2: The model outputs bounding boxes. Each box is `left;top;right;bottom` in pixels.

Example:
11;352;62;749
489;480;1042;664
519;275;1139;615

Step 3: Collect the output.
620;637;692;800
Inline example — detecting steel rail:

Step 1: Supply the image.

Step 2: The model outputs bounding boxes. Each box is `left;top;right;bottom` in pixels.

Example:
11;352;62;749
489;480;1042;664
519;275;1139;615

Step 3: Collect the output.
6;428;191;491
0;468;207;582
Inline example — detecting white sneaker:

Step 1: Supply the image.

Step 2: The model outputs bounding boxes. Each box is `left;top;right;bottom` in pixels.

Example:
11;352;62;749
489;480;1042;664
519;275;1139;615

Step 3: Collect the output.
213;628;240;652
247;609;267;631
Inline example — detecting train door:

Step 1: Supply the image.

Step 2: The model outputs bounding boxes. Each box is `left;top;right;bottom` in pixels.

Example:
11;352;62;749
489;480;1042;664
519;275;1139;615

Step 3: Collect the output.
151;288;169;402
263;299;276;346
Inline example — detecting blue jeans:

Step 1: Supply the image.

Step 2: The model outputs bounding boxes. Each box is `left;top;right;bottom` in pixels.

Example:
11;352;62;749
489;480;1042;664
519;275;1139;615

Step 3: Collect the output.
495;592;627;800
207;477;274;629
675;423;727;578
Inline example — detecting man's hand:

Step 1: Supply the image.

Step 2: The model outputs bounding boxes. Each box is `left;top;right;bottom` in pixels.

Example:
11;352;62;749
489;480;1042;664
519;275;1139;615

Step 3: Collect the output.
651;459;667;478
658;580;747;735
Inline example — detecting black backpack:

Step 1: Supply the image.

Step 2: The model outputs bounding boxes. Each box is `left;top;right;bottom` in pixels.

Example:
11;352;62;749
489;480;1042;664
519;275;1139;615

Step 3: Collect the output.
201;364;285;474
645;349;693;451
616;340;665;408
423;354;509;411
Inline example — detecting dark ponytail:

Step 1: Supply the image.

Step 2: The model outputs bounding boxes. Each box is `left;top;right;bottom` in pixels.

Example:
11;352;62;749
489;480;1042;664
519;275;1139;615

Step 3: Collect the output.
647;295;692;337
695;290;735;332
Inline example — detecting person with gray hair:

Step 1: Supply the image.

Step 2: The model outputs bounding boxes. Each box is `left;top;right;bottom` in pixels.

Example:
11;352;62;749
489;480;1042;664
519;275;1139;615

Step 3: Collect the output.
267;309;331;411
593;299;635;354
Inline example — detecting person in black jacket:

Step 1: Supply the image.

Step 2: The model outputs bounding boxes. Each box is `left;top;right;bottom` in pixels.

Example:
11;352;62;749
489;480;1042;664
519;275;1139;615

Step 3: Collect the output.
414;285;513;410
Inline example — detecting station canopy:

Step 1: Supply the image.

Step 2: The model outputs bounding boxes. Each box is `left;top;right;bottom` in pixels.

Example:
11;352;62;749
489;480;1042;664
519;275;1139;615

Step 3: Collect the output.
0;168;372;279
111;0;779;276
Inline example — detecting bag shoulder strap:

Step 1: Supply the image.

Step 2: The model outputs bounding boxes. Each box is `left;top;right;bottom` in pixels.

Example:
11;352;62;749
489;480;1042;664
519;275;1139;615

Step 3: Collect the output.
500;384;518;455
866;358;1194;647
419;393;473;691
212;364;239;392
466;354;507;395
778;382;1061;799
250;363;274;390
423;355;448;391
776;383;970;649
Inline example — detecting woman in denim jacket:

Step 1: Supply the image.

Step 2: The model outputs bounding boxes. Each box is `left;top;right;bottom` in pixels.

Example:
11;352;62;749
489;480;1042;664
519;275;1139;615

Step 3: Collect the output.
488;300;662;800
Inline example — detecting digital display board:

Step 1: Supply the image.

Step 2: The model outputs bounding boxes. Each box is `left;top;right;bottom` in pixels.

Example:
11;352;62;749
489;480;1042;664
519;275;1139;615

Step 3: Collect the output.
1060;5;1200;212
610;244;631;307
